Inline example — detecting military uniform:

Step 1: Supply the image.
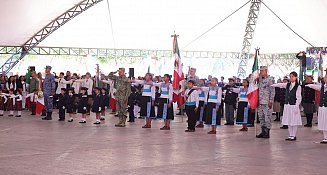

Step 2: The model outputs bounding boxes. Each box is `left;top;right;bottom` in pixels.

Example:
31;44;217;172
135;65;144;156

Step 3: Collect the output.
109;68;131;127
42;66;56;120
257;71;275;138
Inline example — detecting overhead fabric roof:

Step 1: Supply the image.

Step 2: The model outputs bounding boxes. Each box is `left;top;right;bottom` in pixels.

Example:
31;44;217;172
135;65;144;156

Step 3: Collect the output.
1;0;327;53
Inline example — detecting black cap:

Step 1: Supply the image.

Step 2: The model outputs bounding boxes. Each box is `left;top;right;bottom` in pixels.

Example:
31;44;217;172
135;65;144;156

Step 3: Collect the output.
61;88;66;91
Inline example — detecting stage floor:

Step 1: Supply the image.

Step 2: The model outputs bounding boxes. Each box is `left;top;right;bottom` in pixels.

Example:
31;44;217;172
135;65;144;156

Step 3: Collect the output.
0;111;326;175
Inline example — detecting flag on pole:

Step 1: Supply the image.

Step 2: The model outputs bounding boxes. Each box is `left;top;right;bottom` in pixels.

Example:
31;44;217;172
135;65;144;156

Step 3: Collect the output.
247;48;260;110
36;96;45;115
172;34;185;106
318;51;324;78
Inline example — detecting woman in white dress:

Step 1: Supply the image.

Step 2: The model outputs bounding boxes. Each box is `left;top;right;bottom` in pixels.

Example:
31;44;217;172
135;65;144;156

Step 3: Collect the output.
272;72;302;141
305;74;327;144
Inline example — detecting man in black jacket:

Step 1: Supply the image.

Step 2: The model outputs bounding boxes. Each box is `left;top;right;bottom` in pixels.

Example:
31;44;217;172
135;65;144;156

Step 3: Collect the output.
223;78;238;125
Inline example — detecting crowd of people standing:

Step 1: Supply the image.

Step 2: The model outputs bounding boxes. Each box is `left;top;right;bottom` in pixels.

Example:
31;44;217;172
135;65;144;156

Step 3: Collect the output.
1;64;327;144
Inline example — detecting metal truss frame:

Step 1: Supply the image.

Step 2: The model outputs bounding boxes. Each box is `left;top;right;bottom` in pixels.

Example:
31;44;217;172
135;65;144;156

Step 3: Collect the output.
0;46;298;63
0;0;104;74
237;0;262;78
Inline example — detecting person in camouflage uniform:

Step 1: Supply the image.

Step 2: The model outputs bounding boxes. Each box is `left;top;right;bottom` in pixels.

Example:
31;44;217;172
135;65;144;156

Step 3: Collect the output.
42;66;56;120
256;66;275;138
109;68;131;127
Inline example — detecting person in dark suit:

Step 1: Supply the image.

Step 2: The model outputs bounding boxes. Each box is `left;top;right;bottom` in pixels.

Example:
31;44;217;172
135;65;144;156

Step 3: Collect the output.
66;87;75;122
302;75;316;127
57;88;67;121
92;87;103;125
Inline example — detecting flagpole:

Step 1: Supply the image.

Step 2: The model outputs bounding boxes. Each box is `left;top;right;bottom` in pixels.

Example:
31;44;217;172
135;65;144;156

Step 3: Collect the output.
255;108;258;137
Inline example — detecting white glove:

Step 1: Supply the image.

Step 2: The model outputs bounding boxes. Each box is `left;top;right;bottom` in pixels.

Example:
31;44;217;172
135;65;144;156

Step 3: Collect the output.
99;107;101;111
62;106;65;109
83;107;86;110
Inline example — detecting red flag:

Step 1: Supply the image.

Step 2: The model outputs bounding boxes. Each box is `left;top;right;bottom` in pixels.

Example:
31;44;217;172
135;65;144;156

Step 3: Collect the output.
247;49;259;110
36;97;45;115
172;35;185;106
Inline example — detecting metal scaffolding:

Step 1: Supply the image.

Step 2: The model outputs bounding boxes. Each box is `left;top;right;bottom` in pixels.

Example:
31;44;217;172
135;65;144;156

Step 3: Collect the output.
237;0;262;78
0;0;104;74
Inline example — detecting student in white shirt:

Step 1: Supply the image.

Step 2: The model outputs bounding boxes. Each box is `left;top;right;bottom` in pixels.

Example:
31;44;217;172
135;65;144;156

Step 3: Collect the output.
195;79;208;128
74;72;94;114
233;79;255;131
199;78;222;134
306;74;327;144
15;90;23;117
25;89;38;115
157;74;174;130
272;71;302;141
133;73;156;128
184;80;199;132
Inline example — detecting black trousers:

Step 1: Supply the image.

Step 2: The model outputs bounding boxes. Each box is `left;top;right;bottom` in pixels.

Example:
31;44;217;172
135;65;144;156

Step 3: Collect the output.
128;104;135;122
185;105;196;130
306;113;313;125
31;102;36;114
59;108;65;119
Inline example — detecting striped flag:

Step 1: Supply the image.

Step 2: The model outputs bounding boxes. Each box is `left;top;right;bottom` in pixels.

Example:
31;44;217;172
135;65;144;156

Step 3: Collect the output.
172;34;185;106
247;48;259;110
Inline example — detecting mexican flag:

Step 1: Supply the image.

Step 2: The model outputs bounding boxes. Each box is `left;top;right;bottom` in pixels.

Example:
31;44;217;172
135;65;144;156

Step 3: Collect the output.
247;48;259;110
36;96;45;115
318;51;324;78
172;34;185;106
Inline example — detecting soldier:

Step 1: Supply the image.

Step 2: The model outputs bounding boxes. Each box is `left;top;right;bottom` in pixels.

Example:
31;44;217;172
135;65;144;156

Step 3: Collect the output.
256;66;275;138
109;68;131;127
42;66;56;120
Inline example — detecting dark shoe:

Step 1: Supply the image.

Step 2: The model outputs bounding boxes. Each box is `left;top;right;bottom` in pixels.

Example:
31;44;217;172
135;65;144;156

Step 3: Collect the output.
256;128;266;138
285;137;296;141
93;121;101;125
274;118;280;121
8;114;14;117
224;123;230;125
196;123;204;128
68;119;74;122
304;124;312;127
79;120;86;123
42;117;52;120
320;140;327;144
185;129;195;132
58;118;65;121
15;115;21;117
115;114;119;117
31;113;36;115
127;120;135;122
100;117;105;121
262;128;270;138
239;128;248;131
280;125;288;129
138;116;144;119
0;114;3;116
142;125;151;128
160;126;170;130
207;130;216;134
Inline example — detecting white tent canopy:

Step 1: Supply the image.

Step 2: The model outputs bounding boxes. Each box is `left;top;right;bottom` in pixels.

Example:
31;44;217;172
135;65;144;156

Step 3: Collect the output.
1;0;327;53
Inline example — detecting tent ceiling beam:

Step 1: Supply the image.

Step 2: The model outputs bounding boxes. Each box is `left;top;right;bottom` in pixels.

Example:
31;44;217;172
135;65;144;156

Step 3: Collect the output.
0;0;104;74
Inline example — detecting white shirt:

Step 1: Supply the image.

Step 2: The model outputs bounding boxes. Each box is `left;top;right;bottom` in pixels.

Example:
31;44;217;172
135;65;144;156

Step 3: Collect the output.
158;83;173;102
272;82;302;106
102;79;115;98
233;87;249;102
55;78;72;94
201;86;222;104
184;88;199;108
71;80;81;94
197;86;208;103
76;78;94;95
133;80;156;100
0;94;8;104
26;93;38;102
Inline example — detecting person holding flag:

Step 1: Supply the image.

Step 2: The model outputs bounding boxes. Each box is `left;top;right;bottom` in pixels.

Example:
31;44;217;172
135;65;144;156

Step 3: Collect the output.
171;34;185;115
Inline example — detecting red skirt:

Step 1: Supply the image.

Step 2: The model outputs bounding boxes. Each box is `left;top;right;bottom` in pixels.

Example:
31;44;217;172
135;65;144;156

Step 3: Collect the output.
15;101;22;111
7;99;14;111
0;99;5;110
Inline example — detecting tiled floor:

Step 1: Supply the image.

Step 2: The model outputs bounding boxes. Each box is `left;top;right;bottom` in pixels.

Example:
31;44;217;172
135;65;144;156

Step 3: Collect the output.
0;111;326;175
